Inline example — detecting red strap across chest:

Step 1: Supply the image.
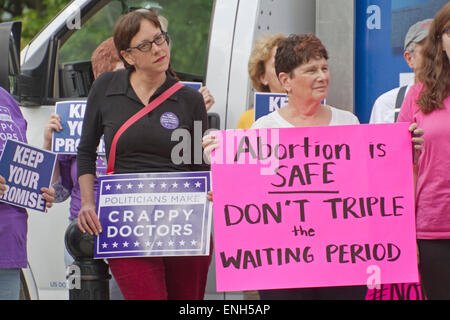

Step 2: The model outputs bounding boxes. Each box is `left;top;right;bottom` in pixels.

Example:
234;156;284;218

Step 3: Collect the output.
106;82;184;174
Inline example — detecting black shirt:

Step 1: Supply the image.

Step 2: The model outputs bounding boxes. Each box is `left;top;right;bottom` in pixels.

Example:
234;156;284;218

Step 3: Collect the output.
77;69;209;177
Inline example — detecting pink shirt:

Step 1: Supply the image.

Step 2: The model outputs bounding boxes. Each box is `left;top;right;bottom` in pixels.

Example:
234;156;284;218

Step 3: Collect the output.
398;83;450;239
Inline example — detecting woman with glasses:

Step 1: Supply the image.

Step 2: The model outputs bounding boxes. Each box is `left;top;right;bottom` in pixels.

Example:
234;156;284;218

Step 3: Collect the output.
397;3;450;300
76;10;211;300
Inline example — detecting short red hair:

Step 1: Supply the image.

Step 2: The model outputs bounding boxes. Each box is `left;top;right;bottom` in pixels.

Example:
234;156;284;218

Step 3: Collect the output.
91;37;122;79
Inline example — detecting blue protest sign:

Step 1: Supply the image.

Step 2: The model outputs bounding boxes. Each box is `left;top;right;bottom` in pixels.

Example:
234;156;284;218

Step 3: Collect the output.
254;92;288;121
52;100;105;155
0;139;56;212
181;81;202;91
94;171;212;259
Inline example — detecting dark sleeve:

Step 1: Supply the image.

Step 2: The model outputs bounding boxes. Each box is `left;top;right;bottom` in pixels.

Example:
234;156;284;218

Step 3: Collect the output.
76;78;104;178
190;92;210;172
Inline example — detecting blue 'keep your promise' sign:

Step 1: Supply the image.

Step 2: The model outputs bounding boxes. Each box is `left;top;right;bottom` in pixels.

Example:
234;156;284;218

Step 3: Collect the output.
94;171;212;259
0;139;56;212
53;100;105;155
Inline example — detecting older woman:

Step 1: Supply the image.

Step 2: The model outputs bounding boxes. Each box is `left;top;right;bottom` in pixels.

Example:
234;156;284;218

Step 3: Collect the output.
237;34;285;129
76;10;211;300
204;33;424;300
252;34;359;129
253;33;364;300
398;3;450;300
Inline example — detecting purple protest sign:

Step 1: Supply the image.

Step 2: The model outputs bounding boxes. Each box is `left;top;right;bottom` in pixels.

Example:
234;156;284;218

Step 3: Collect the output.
53;101;105;155
94;171;212;259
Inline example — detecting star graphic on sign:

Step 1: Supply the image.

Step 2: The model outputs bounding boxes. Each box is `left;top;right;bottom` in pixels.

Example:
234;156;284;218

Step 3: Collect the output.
179;240;185;246
127;183;133;189
138;183;144;189
157;241;163;246
168;240;174;246
145;241;151;247
149;182;156;188
191;240;198;246
116;184;122;190
112;242;118;248
184;182;190;188
134;241;140;247
195;182;201;188
161;182;167;189
172;182;178;188
123;241;129;247
102;242;108;248
105;184;111;191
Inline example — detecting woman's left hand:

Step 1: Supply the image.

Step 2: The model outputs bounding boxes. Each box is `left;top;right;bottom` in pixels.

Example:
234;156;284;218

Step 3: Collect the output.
409;123;424;151
199;86;215;111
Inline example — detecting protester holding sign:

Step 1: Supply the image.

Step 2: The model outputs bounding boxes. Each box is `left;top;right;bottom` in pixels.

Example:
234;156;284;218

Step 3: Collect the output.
203;33;424;300
397;3;450;300
237;34;285;129
76;10;212;300
253;33;366;300
0;86;54;300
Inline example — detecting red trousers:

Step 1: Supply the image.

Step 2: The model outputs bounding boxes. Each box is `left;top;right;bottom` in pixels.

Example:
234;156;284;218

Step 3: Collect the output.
107;244;213;300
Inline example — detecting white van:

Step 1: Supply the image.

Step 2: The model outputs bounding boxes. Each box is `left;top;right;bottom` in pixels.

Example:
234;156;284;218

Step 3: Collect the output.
0;0;354;299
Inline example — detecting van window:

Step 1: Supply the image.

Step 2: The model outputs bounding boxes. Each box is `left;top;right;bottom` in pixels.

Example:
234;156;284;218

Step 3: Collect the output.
59;1;123;64
58;0;213;97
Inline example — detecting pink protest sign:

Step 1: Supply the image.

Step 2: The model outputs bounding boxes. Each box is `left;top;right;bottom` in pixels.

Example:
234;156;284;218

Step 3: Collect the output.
211;123;419;292
366;282;426;300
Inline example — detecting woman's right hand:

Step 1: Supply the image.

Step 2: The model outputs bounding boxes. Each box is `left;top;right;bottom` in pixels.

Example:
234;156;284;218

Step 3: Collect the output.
44;114;62;150
77;203;102;236
202;133;220;163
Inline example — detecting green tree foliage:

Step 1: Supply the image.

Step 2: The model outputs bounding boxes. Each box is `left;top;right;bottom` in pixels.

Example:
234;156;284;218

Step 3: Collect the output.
2;0;70;47
59;2;122;63
2;0;213;78
159;0;213;77
58;0;213;78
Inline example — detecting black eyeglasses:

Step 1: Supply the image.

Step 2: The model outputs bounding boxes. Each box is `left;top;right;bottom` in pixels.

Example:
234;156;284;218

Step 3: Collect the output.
127;32;168;52
443;27;450;37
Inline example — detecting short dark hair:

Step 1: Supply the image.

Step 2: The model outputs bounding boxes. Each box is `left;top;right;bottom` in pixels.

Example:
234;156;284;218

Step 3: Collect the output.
275;33;328;77
113;10;163;70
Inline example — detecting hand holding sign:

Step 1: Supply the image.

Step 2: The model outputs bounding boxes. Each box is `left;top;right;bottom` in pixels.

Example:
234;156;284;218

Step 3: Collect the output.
52;101;105;155
78;202;102;236
77;174;102;236
44;113;63;150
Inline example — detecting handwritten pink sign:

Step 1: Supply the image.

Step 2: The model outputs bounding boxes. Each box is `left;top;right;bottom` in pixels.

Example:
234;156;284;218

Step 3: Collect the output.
211;123;419;292
366;282;426;300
